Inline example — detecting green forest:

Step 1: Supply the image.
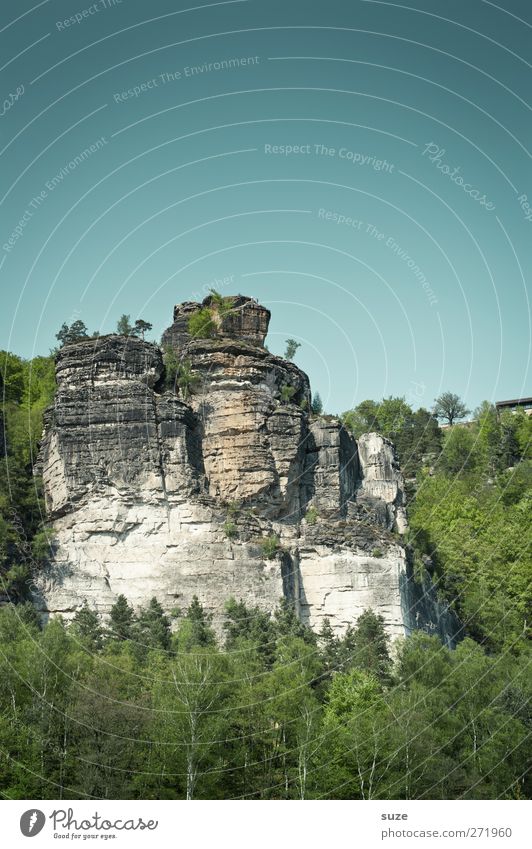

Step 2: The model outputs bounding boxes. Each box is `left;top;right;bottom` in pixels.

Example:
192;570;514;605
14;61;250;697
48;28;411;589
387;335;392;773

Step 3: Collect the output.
0;349;531;800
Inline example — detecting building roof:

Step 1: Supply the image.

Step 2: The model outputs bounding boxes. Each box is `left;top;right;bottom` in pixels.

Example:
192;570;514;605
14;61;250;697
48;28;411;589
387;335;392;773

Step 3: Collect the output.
495;397;532;408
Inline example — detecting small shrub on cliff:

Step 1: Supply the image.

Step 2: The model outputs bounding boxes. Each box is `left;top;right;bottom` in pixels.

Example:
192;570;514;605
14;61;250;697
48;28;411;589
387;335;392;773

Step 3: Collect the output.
223;520;238;539
163;347;179;390
304;506;318;525
176;359;200;400
284;338;301;361
208;288;233;317
188;307;216;339
260;534;281;559
280;384;296;405
371;547;384;558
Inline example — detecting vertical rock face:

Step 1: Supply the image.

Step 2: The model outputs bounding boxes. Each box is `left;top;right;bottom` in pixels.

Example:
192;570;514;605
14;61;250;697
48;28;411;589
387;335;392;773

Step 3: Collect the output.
36;297;456;643
355;432;408;533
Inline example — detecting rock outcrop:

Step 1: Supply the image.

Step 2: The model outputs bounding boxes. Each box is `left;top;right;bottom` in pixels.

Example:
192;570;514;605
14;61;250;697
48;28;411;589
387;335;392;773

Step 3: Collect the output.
35;297;457;644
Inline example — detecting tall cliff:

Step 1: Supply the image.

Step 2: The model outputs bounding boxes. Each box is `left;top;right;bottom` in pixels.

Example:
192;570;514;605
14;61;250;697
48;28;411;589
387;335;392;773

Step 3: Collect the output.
36;295;456;643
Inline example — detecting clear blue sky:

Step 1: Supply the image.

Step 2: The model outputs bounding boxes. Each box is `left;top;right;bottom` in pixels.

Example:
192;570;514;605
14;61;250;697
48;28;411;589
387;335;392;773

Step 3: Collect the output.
1;0;530;415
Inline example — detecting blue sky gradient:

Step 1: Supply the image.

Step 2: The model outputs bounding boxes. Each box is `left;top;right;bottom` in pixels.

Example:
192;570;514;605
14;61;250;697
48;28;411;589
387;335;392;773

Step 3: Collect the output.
1;0;530;415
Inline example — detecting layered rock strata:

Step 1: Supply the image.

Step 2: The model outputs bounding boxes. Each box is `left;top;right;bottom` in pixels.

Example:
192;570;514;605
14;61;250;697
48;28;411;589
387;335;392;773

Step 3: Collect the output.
36;298;457;644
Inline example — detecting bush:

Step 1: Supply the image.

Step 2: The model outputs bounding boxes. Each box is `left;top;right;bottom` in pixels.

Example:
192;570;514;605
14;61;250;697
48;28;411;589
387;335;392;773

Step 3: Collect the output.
208;289;233;317
280;384;296;404
163;347;179;390
260;534;280;559
223;520;238;539
188;307;216;339
304;506;318;525
371;547;383;558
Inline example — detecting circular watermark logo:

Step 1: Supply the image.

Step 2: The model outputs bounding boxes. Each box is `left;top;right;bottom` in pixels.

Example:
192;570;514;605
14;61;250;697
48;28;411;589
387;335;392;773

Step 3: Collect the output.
20;810;46;837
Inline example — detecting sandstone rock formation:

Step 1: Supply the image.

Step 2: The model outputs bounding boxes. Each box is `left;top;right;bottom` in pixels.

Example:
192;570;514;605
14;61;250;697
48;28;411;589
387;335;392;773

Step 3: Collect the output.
35;296;457;644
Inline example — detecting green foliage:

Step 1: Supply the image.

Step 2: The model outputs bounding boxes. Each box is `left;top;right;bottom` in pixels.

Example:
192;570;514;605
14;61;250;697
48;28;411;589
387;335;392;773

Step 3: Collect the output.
132;319;152;339
409;462;531;651
108;594;136;641
176;359;200;400
1;351;25;401
162;351;200;399
304;505;318;525
162;346;179;390
284;338;301;360
348;609;391;682
223;520;238;539
310;392;323;415
259;534;281;559
0;352;56;599
0;598;529;799
208;289;233;317
176;596;216;651
280;384;296;404
55;320;88;347
437;425;478;475
138;597;171;651
224;597;276;665
371;547;383;558
342;398;442;479
0;346;529;801
116;314;134;336
71;602;104;650
188;307;216;339
433;391;470;426
342;399;380;437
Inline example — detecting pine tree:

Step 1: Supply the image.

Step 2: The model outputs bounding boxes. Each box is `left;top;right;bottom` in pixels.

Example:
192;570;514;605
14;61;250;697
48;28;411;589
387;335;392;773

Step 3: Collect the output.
311;392;323;415
318;617;338;676
108;594;135;641
138;597;171;650
351;609;391;682
177;596;216;650
72;602;103;650
132;319;153;340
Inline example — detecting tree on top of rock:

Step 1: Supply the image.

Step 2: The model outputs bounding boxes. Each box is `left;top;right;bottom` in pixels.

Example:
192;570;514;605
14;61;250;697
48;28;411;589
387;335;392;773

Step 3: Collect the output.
284;338;301;361
56;320;88;347
133;319;153;340
116;314;133;336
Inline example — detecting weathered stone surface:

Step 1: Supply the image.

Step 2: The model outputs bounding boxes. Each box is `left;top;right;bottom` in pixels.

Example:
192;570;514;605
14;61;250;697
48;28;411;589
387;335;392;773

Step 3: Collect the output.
303;419;359;516
184;338;310;511
355;432;408;532
35;298;455;642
